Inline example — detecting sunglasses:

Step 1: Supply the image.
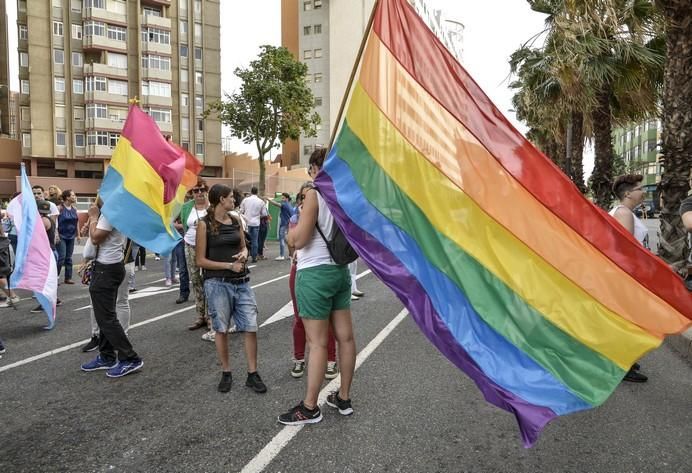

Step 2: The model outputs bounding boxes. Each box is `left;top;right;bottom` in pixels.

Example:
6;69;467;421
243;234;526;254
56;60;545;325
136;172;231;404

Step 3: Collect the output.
191;188;206;194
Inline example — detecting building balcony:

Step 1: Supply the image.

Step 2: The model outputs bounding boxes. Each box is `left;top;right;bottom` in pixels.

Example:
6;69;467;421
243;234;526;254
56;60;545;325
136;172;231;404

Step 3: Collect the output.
84;62;128;79
85;117;126;132
84;144;114;158
142;67;172;82
83;7;126;25
84;90;129;105
83;35;127;53
142;15;172;30
155;121;173;134
141;95;172;108
141;41;172;56
141;0;171;6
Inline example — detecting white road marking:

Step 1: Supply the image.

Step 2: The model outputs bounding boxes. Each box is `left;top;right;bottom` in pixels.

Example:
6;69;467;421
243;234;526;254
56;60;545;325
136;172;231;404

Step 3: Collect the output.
259;270;373;328
240;308;409;473
0;273;290;373
73;286;180;311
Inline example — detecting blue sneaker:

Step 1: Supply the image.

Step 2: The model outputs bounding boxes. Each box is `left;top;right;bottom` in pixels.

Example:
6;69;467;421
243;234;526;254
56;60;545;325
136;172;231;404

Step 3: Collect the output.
106;359;144;378
81;355;117;372
0;339;6;354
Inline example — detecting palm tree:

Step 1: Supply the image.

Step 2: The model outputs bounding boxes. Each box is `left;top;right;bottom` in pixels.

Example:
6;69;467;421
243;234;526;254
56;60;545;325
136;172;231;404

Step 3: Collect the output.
656;0;692;270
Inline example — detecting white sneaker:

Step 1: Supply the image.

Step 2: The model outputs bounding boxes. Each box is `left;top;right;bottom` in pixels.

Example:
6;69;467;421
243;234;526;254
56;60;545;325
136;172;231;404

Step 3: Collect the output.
275;256;286;261
352;290;365;297
0;301;12;308
201;330;216;342
155;256;161;261
351;294;360;301
165;279;172;287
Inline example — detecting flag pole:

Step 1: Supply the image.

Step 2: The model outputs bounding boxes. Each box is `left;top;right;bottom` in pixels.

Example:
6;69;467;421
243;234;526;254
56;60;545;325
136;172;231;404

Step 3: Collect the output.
328;0;380;150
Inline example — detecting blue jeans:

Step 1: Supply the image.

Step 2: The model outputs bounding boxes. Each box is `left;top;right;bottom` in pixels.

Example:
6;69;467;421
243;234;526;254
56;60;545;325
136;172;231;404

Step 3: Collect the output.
173;241;189;298
278;225;288;257
248;225;259;261
57;237;75;281
204;278;258;333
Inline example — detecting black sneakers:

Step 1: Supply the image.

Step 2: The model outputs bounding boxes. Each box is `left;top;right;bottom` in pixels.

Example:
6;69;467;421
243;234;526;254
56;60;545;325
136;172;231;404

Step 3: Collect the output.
218;372;232;392
278;402;323;425
81;336;99;352
246;372;267;393
326;391;354;416
623;367;648;383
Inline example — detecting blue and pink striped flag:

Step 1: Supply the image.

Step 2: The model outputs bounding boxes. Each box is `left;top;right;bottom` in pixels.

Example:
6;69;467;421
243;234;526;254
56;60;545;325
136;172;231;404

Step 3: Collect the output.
7;164;58;329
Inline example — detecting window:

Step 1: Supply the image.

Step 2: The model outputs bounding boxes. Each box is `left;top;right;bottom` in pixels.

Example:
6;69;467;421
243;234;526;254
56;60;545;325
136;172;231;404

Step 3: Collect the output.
53;21;64;36
197;119;204;131
148;108;172;123
22;133;31;148
52;0;63;7
56;132;66;146
303;25;312;35
314;0;322;8
182;141;189;151
180;68;189;84
195;142;204;155
73;79;84;94
19;52;29;67
55;105;65;118
109;133;120;148
143;6;162;16
108;107;127;122
19;0;27;12
72;24;82;39
71;0;81;12
87;131;108;146
195;95;203;111
108;79;128;96
180;44;188;57
314;49;322;58
84;21;105;36
142;55;171;71
75;133;85;147
86;103;108;118
86;76;107;91
303;50;312;60
107;52;127;69
74;106;84;120
180;20;188;34
179;0;188;14
194;47;202;61
54;49;65;64
19;25;28;40
304;1;313;11
20;107;30;121
109;0;125;14
21;80;29;94
142;81;171;97
54;77;66;92
303;144;313;155
194;0;202;15
194;23;202;42
182;117;189;131
107;25;126;42
85;0;105;7
142;28;170;44
195;72;203;87
314;73;323;83
72;52;83;67
181;93;189;107
314;24;322;34
314;96;322;106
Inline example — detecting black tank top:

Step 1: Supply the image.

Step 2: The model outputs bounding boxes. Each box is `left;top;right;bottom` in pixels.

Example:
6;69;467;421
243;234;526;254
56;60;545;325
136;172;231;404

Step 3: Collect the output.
45;217;56;250
203;217;248;280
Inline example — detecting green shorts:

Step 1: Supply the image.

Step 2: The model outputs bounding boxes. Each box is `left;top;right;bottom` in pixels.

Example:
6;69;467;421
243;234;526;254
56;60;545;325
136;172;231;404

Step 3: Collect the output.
296;264;351;320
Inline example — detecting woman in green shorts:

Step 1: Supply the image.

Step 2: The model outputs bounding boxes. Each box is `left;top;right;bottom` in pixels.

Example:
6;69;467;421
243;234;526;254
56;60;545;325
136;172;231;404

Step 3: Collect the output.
278;148;357;425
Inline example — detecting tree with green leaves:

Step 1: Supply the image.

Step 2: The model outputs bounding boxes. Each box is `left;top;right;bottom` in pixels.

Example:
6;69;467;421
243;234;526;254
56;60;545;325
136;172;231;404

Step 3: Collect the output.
206;45;320;196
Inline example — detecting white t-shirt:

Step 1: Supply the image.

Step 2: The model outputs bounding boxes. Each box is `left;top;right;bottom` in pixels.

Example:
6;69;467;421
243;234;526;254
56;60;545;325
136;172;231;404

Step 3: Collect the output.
297;192;336;271
184;207;207;246
609;204;650;248
239;195;266;227
95;215;127;264
48;202;59;217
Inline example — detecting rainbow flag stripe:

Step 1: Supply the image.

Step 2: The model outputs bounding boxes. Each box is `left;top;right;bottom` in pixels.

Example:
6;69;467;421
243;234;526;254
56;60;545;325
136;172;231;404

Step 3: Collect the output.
315;0;692;447
100;105;193;254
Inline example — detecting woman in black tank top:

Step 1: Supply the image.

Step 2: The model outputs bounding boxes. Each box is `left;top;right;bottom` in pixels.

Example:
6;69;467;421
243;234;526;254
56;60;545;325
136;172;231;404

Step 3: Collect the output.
195;184;267;394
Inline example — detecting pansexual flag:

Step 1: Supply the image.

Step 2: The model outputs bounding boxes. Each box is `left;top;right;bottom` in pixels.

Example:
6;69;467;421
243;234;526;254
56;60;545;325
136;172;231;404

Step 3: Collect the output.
315;0;692;447
7;164;58;329
100;105;198;255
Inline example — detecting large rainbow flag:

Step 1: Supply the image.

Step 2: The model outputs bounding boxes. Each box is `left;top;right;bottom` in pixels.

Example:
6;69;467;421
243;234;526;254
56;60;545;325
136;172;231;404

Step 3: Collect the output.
315;0;692;447
100;105;201;255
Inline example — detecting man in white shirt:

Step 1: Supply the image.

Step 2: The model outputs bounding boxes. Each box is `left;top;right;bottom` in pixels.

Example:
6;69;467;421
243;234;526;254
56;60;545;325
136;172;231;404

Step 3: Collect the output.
239;186;266;263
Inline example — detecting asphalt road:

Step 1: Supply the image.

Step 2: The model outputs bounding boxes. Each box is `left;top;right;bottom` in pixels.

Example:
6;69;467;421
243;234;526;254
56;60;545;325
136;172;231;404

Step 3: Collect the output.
1;242;690;472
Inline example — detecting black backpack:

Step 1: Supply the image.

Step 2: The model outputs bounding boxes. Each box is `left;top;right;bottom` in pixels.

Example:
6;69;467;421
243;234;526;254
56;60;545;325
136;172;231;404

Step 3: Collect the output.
313;189;358;265
0;236;14;278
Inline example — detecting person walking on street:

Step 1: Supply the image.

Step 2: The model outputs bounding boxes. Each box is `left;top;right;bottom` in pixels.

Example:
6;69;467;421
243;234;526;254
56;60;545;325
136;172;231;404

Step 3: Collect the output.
239;186;265;263
56;189;79;284
80;201;143;378
195;184;267;394
267;193;295;261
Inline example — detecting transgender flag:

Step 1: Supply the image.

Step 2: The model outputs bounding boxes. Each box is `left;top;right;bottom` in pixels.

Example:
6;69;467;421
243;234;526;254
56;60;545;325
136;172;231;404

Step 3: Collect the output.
317;0;691;447
7;164;58;329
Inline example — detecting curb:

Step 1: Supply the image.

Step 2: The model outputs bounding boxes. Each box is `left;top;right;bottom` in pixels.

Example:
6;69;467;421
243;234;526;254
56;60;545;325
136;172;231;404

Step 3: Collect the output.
667;328;692;366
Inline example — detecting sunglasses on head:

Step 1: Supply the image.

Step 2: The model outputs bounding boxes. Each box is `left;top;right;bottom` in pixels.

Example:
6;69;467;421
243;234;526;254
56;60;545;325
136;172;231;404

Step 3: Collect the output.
191;187;206;194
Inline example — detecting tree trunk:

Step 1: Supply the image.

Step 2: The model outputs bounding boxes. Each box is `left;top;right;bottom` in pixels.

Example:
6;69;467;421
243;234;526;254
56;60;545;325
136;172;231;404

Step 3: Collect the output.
657;0;692;270
258;154;266;197
570;111;586;193
590;87;615;209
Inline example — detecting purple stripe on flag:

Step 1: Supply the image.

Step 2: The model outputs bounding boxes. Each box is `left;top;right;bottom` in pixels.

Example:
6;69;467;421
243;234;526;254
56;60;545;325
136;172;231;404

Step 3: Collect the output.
316;170;557;447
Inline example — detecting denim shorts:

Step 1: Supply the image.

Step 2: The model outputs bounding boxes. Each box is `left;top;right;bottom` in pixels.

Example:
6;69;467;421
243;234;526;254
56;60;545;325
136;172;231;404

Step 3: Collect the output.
204;278;258;333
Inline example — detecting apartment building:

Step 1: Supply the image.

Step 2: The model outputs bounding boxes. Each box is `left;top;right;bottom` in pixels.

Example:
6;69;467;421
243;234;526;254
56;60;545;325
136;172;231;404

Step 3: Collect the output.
16;0;221;180
0;2;10;137
281;0;464;167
